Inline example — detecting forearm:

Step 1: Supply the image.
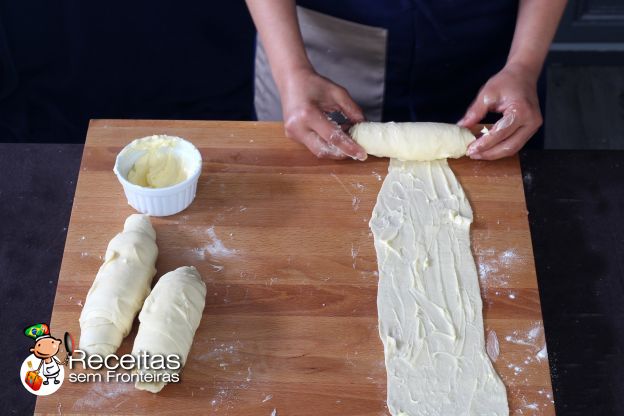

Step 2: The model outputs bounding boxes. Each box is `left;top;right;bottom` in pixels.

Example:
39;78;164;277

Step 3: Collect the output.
506;0;567;81
245;0;312;91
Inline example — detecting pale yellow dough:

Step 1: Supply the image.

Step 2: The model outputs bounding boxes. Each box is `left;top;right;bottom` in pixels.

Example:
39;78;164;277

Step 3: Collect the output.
350;122;475;161
350;120;508;414
132;266;207;393
79;214;158;356
370;158;508;415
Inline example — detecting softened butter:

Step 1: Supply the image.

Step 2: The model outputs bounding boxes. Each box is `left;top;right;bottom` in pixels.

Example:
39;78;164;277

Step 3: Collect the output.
127;135;187;188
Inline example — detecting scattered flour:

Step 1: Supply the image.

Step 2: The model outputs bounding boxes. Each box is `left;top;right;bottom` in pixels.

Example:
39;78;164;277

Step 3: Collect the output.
352;182;365;191
200;340;254;411
73;381;133;411
195;227;238;260
477;248;519;288
536;344;548;361
330;173;361;211
351;244;359;269
504;324;542;347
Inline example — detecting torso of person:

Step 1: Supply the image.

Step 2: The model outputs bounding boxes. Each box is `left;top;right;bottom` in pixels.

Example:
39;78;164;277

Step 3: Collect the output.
254;0;518;123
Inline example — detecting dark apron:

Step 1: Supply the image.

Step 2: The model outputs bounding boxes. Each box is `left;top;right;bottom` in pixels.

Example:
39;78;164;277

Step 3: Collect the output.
255;0;518;124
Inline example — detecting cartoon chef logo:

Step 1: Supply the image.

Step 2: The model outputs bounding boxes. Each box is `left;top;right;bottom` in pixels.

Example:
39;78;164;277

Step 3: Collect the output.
20;323;72;395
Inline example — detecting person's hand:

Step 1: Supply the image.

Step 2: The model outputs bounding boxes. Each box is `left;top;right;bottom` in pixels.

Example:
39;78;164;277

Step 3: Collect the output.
279;68;368;160
458;63;543;160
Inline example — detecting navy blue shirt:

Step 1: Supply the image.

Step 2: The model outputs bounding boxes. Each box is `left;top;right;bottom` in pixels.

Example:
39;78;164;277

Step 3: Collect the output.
298;0;518;124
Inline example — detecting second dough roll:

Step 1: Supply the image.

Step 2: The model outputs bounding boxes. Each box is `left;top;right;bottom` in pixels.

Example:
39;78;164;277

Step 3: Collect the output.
79;214;158;356
132;266;207;393
350;122;475;161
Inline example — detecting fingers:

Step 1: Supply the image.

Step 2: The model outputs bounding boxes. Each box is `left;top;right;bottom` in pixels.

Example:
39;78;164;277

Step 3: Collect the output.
284;115;348;159
308;112;367;160
468;104;542;159
331;87;365;123
305;131;349;159
460;65;544;160
283;102;366;160
281;74;367;160
466;108;520;157
458;89;498;128
472;126;534;160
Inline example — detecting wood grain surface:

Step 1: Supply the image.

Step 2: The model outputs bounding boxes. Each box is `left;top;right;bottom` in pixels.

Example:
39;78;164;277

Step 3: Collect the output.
36;120;554;415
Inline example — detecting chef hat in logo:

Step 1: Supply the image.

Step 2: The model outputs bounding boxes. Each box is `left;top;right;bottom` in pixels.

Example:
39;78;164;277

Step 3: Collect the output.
24;323;51;341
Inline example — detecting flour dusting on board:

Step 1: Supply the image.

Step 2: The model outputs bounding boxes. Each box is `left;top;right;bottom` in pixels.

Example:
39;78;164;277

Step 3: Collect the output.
491;318;553;413
477;248;519;289
505;323;542;347
72;381;133;411
195;226;238;259
536;344;548;362
192;339;256;411
351;244;359;269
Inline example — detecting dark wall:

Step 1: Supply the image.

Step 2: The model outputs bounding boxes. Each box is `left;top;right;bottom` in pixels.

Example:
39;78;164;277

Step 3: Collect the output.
0;1;256;143
545;0;624;150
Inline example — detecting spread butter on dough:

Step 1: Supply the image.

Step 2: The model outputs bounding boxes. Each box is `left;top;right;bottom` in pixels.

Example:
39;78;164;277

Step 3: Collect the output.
132;266;206;393
350;122;475;161
79;214;158;356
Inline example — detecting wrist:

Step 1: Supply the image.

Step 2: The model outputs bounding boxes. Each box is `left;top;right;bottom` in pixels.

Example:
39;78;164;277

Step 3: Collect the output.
274;64;315;94
504;59;542;84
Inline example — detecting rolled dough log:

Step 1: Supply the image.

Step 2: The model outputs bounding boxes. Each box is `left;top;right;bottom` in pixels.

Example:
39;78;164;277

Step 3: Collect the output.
79;214;158;356
132;266;207;393
350;122;475;161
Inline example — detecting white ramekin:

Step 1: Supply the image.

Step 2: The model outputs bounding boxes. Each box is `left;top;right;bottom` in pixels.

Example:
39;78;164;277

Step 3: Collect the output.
113;135;202;216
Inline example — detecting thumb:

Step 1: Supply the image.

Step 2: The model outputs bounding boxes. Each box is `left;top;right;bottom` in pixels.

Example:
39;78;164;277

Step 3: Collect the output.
458;89;497;128
332;87;365;123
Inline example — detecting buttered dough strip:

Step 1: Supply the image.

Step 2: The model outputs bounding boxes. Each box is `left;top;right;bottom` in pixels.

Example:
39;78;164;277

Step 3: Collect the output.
79;214;158;356
350;122;475;161
132;266;206;393
370;159;508;415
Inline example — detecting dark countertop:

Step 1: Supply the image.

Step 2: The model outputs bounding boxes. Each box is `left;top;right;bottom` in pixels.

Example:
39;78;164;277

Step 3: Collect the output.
1;144;622;416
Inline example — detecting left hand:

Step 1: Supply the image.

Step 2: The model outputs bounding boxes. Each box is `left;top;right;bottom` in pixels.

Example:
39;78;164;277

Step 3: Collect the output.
458;63;543;160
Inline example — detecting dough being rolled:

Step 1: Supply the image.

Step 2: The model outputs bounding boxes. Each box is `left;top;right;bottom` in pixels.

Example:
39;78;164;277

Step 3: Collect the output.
79;214;158;356
132;266;207;393
350;122;475;161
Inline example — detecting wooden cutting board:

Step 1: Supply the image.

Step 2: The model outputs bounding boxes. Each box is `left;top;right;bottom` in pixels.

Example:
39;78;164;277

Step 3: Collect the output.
36;120;554;415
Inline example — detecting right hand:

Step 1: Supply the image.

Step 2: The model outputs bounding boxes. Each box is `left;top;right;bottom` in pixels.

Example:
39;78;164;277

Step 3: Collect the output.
279;68;368;160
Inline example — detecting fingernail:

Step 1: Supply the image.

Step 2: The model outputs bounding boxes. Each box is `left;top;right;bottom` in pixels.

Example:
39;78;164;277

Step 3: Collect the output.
357;152;368;161
466;145;478;156
470;153;482;160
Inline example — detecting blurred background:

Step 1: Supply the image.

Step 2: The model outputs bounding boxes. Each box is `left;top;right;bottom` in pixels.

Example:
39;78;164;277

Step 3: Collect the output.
0;0;622;147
